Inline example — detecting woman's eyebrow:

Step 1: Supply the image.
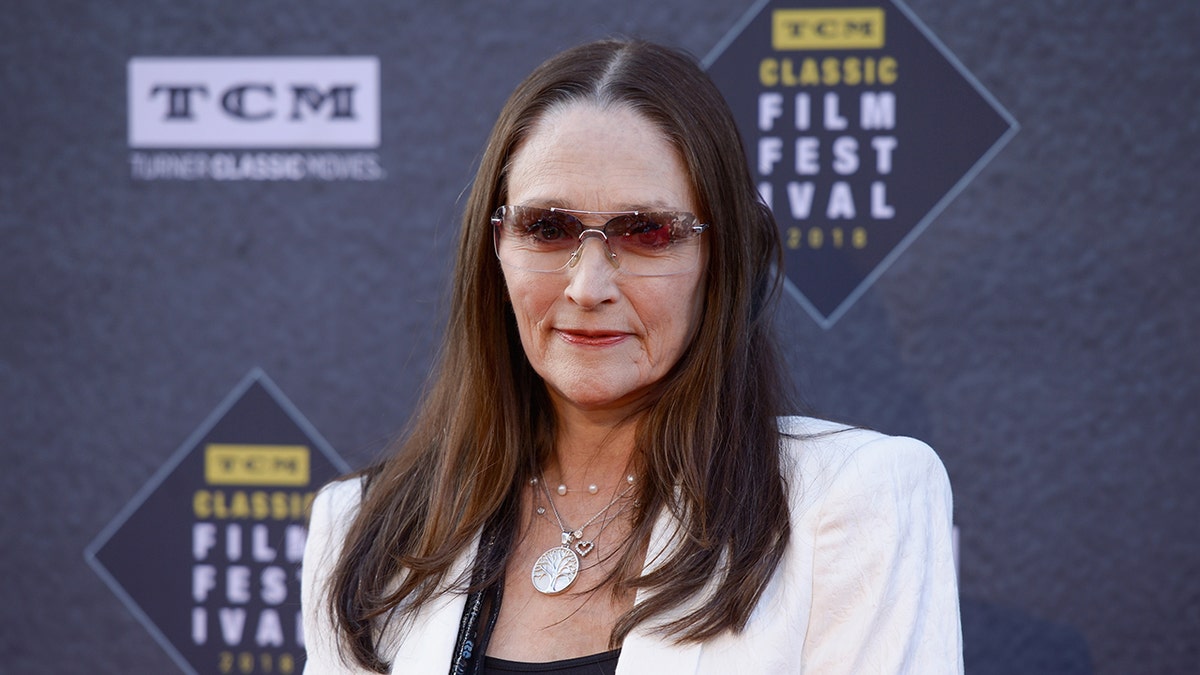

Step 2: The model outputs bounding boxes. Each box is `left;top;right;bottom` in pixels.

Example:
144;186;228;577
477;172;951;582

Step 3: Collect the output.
518;199;683;212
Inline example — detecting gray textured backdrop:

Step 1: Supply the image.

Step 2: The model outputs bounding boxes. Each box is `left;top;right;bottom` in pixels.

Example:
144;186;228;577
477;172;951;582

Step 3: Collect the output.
2;1;1198;673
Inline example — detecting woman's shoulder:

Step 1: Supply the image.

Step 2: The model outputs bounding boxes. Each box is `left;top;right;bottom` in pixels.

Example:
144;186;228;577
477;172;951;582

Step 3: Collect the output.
779;415;943;466
302;476;369;616
777;415;951;509
311;474;369;530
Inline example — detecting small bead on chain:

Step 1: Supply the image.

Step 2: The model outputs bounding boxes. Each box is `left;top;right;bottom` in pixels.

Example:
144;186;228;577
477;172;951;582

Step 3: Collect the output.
534;473;637;495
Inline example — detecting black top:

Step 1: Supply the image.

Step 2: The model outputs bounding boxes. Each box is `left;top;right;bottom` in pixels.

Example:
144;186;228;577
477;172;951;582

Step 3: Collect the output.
481;649;621;675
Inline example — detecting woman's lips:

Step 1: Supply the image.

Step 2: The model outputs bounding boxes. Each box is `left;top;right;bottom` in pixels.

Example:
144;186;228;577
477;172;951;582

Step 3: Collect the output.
555;329;628;347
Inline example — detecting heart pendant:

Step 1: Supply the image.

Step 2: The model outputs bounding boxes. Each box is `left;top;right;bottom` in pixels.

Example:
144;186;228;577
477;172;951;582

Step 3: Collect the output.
574;539;595;557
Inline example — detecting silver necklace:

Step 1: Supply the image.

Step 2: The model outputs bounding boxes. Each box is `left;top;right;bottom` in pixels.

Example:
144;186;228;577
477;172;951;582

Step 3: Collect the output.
529;474;636;595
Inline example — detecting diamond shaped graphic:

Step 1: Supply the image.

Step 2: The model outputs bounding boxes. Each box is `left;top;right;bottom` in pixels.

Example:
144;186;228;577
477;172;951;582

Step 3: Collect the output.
85;369;350;675
705;0;1018;327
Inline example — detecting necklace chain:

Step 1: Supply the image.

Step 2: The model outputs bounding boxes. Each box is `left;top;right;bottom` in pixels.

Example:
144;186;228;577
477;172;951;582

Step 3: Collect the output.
537;475;633;538
542;473;636;496
534;473;635;538
528;472;636;595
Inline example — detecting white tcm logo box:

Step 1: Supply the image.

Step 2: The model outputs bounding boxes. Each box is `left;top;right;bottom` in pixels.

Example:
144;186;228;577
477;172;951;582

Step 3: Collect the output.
128;57;379;148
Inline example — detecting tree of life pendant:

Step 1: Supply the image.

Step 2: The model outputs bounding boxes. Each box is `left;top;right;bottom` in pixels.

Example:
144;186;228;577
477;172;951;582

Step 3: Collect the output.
531;533;581;595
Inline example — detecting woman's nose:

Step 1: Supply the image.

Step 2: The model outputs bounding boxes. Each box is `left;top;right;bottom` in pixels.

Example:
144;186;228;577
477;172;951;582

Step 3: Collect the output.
564;237;620;307
567;229;619;270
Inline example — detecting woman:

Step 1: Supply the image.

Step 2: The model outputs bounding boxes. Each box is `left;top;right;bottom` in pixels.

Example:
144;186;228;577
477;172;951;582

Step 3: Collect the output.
302;39;961;674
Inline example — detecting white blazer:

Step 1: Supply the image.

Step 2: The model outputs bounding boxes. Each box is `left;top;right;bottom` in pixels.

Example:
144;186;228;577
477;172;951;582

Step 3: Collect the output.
301;417;963;674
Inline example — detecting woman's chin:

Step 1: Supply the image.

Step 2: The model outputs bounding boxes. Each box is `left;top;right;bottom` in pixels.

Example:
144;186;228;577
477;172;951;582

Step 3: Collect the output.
547;380;648;416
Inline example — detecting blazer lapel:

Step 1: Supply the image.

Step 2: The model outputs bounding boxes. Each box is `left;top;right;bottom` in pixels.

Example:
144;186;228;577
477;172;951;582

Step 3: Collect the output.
387;537;478;673
618;631;702;675
614;506;703;675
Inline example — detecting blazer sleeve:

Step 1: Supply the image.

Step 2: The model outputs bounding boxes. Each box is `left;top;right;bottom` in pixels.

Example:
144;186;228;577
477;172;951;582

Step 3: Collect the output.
301;479;376;675
800;436;963;674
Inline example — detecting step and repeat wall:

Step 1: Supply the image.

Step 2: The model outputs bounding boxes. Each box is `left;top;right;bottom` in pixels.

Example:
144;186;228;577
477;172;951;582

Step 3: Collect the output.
3;1;1197;674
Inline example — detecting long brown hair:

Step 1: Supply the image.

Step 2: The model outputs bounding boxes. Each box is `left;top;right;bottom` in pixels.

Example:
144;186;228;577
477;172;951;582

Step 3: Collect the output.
328;39;792;672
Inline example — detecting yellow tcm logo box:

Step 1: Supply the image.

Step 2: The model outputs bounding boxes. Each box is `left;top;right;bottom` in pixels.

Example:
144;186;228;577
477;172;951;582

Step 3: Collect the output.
773;8;886;50
205;444;310;486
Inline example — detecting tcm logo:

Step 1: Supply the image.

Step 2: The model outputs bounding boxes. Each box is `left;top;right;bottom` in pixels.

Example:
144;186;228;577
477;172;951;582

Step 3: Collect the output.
204;444;311;487
772;8;885;50
128;57;379;148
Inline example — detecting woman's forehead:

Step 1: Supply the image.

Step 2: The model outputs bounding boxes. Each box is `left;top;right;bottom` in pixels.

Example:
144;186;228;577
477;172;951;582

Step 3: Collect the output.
506;103;695;213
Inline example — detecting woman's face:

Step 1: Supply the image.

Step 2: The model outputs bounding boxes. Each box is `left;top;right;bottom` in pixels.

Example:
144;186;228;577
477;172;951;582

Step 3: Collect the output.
501;102;707;417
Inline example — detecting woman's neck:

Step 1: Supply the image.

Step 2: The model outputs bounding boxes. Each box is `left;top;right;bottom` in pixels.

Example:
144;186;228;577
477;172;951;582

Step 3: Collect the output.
546;402;640;490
